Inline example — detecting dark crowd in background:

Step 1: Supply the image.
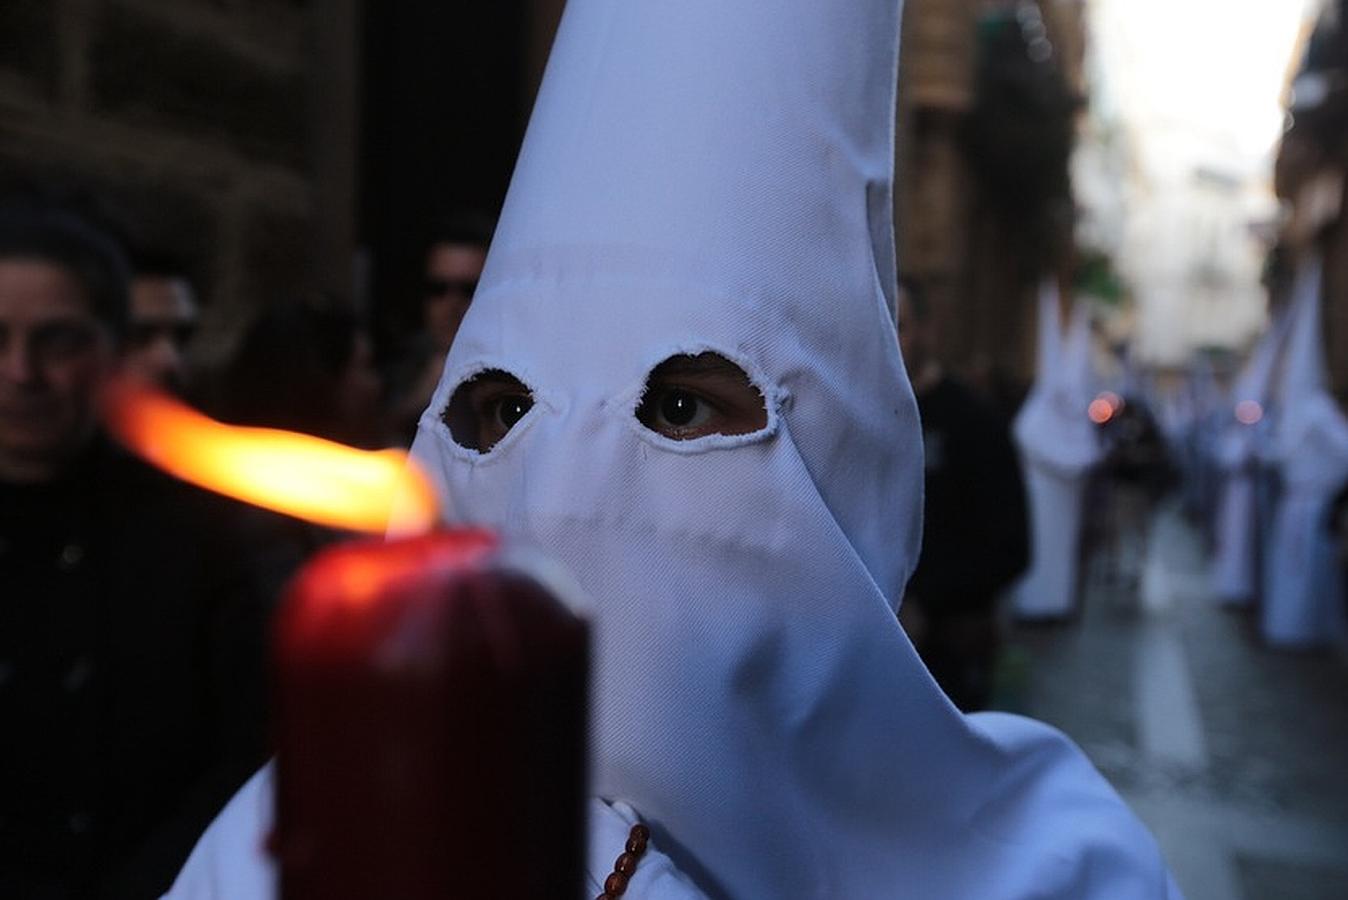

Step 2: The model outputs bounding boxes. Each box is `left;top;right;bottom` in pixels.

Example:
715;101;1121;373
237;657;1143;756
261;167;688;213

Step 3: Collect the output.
0;185;496;897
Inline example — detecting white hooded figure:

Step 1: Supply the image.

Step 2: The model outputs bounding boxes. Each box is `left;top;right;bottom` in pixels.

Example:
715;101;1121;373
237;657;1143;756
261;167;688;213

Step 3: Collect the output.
166;0;1181;896
1261;255;1348;648
1010;285;1103;620
1208;306;1288;606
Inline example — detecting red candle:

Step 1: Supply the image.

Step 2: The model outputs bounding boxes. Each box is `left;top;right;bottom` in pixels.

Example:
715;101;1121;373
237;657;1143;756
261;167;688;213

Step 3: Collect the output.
272;529;590;899
96;384;585;893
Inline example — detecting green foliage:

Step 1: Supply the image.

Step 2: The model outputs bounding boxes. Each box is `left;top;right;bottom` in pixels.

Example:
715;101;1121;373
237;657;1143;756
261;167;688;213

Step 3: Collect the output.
1074;247;1126;305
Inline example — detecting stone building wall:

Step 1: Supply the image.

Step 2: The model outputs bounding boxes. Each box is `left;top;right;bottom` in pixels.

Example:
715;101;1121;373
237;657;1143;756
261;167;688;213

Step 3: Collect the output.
896;0;1084;389
0;0;344;361
1274;0;1348;404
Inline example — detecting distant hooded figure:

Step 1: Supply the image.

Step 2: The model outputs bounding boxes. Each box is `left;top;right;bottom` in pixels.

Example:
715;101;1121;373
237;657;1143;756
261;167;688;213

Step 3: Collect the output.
1010;285;1103;620
167;0;1180;896
1209;303;1288;606
1261;255;1348;648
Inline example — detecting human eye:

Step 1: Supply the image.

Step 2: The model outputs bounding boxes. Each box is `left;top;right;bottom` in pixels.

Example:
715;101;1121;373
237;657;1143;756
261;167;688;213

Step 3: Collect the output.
474;386;534;447
443;369;535;453
635;353;767;441
636;385;717;438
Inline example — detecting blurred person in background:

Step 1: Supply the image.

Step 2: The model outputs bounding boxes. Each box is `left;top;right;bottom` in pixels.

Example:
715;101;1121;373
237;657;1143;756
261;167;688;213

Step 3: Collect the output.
213;298;386;450
121;250;200;395
0;193;293;898
1094;395;1176;595
898;279;1029;711
388;213;492;443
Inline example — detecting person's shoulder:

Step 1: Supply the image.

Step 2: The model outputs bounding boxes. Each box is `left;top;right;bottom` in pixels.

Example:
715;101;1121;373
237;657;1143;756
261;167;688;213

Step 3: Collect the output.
964;712;1180;898
162;764;277;900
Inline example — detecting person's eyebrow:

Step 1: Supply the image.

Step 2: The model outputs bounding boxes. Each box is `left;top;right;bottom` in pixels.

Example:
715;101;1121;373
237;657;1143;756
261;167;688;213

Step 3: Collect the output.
652;353;751;379
469;370;525;387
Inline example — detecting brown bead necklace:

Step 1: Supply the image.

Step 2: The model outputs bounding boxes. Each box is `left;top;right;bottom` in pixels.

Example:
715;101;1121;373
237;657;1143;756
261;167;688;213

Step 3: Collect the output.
595;822;651;899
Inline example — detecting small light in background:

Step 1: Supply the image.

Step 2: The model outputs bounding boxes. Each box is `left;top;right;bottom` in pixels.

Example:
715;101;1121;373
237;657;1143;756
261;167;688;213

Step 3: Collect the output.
1088;391;1124;424
1235;399;1264;425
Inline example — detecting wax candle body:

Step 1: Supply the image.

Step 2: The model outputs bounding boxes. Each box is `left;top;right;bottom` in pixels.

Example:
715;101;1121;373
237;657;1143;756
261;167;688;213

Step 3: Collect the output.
273;530;589;899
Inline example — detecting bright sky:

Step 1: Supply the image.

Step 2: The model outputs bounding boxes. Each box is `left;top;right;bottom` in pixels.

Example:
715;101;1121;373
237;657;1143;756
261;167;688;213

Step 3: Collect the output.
1090;0;1314;176
1083;0;1319;359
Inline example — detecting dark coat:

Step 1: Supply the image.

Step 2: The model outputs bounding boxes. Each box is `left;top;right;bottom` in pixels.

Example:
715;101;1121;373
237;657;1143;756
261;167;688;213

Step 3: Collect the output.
0;436;311;899
909;376;1030;615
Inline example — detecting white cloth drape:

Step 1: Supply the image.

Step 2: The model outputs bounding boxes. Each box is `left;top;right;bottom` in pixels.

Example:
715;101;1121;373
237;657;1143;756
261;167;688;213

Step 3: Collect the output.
1262;256;1348;647
1011;286;1102;620
1209;306;1289;605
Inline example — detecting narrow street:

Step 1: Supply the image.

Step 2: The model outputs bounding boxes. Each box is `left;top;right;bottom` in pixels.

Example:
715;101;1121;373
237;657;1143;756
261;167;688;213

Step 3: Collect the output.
1005;504;1348;900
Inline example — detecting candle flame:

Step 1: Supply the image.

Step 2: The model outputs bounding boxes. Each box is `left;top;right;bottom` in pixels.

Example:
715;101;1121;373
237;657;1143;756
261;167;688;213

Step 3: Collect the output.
100;378;439;535
1235;399;1263;426
1088;391;1123;425
1088;397;1114;424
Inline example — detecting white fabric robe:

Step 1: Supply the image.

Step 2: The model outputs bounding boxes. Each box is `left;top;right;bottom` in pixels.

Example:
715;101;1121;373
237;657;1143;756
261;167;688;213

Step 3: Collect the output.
1261;256;1348;647
163;766;707;899
1011;287;1103;620
1209;308;1289;605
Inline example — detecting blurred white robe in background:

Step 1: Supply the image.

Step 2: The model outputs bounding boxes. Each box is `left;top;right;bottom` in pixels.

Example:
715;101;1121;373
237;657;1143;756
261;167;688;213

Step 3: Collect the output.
1012;286;1103;620
1262;256;1348;648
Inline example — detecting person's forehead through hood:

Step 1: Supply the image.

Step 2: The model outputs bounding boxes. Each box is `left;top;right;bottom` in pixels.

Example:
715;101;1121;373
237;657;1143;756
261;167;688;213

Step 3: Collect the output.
411;0;1177;896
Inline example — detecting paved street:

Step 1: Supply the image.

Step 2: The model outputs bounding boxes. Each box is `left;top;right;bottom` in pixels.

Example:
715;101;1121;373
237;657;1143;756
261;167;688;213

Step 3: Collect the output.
1002;503;1348;900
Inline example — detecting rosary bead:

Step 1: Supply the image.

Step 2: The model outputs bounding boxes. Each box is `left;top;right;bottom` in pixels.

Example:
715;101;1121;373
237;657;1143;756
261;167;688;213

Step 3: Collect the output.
600;820;649;897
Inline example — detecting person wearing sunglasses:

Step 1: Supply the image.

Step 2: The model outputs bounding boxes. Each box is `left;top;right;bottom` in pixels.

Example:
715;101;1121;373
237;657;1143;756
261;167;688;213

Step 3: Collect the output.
121;251;199;395
389;214;492;443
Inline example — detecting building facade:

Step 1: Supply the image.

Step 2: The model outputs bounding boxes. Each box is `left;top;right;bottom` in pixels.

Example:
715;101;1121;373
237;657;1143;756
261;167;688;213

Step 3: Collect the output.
897;0;1086;391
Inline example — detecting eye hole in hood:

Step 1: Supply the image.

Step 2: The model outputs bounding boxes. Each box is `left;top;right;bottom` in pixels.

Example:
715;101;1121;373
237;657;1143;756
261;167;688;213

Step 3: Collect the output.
443;369;535;453
636;353;767;441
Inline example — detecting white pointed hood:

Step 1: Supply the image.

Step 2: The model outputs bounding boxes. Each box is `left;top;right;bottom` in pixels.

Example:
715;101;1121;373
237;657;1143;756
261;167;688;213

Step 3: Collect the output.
412;1;1175;896
1213;307;1289;470
1274;254;1348;491
1013;286;1102;474
1260;253;1348;647
439;0;919;600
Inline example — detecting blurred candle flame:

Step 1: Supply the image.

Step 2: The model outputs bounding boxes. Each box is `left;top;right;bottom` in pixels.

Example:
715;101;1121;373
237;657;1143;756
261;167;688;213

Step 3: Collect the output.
1088;392;1122;425
1234;399;1263;426
99;378;438;535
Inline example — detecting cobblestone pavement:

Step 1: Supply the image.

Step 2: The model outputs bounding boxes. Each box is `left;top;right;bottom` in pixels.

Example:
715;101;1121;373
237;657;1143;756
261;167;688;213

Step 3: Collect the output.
1000;503;1348;900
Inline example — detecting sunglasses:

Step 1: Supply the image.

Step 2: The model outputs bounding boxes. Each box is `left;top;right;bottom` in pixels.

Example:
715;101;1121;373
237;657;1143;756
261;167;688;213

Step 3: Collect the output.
127;321;198;349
